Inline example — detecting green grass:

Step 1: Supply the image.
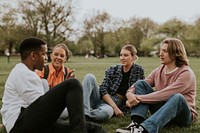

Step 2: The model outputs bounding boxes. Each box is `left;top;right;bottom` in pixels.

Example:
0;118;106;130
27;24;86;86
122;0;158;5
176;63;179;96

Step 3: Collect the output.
0;56;199;133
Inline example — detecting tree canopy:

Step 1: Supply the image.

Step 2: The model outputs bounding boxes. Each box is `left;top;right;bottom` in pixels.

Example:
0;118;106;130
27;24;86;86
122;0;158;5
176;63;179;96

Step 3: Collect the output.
0;0;200;57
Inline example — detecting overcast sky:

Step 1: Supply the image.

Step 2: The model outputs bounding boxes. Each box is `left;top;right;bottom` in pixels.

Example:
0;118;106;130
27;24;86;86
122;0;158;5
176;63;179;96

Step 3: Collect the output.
2;0;200;24
78;0;200;24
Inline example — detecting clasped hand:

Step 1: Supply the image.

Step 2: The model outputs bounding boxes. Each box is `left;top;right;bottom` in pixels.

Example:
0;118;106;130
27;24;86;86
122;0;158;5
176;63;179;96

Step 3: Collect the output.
126;92;141;108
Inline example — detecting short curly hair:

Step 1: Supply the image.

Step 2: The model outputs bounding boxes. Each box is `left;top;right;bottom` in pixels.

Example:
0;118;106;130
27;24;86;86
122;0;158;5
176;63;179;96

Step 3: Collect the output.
19;37;46;60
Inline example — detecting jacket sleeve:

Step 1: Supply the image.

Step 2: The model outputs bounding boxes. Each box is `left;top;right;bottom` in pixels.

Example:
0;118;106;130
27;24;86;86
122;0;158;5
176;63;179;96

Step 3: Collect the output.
99;66;115;97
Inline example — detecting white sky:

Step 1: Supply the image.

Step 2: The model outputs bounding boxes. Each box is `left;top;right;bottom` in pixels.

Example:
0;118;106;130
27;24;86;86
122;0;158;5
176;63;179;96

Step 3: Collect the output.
2;0;200;24
78;0;200;24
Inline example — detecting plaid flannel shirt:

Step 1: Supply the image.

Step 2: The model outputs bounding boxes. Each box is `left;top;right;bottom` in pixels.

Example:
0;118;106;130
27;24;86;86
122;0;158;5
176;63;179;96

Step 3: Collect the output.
99;64;145;97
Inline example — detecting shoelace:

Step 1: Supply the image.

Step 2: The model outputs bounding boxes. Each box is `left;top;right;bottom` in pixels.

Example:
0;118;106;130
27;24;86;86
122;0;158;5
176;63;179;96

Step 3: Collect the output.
133;126;144;133
128;122;138;128
130;127;134;133
128;122;138;133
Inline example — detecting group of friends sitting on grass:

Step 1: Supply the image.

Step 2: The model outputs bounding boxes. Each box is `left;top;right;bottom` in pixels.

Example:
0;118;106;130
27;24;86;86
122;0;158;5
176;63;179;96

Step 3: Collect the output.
0;37;198;133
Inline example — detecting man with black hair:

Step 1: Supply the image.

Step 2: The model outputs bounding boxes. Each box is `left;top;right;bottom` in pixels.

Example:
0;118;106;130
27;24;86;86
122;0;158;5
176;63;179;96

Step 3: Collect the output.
1;37;106;133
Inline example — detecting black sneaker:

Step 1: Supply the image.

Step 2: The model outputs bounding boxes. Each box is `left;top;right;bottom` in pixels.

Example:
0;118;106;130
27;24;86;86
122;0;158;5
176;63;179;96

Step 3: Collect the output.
116;121;138;133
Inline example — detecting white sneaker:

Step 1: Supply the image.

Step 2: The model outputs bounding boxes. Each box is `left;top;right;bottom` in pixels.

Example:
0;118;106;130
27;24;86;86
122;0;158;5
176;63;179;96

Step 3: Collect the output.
116;122;138;133
133;126;144;133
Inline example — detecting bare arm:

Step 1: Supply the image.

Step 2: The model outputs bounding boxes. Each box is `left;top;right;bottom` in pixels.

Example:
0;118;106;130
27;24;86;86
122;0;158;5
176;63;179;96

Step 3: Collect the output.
102;94;124;117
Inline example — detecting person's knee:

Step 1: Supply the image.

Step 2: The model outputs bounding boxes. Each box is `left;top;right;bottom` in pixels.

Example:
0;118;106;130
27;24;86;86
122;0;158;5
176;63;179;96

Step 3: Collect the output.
135;80;153;94
134;80;149;92
104;107;114;119
64;78;82;92
170;93;185;101
67;78;81;85
84;73;96;82
135;80;146;87
82;73;97;92
98;106;114;121
91;106;114;121
168;93;188;107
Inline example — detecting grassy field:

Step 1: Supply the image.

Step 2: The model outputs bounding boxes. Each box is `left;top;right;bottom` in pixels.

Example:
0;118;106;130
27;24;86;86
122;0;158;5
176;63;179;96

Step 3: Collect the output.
0;56;199;133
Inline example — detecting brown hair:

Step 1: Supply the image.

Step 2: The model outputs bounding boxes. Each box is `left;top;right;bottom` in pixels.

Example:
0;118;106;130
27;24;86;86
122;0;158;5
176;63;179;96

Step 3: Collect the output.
162;38;188;67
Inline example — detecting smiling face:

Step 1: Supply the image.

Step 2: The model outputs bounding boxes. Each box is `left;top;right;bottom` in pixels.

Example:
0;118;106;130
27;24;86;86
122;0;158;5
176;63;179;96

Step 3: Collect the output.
120;49;135;67
159;43;175;66
50;47;67;70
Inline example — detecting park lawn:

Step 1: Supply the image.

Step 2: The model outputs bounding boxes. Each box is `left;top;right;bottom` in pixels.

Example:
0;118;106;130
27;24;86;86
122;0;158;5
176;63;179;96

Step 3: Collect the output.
0;56;199;133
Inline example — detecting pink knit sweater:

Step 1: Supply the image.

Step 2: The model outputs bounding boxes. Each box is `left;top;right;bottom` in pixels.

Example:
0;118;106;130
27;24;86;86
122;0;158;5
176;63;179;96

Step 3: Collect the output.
137;65;198;120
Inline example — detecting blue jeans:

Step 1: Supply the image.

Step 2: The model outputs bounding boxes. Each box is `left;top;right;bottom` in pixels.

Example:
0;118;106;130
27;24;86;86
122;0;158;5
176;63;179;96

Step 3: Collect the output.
82;73;123;121
131;80;192;133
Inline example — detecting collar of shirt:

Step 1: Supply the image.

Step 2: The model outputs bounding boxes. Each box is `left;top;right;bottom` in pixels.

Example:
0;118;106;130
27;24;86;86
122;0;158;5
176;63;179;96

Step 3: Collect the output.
49;63;65;76
48;63;65;88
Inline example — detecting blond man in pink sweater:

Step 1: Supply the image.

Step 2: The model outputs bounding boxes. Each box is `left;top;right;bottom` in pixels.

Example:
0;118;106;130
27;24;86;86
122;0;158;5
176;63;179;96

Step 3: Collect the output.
116;38;198;133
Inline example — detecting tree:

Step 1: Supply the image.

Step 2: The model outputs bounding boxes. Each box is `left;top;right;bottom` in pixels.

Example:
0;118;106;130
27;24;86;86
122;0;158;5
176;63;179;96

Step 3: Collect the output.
184;18;200;56
105;27;132;56
74;35;93;56
157;18;187;38
0;7;18;55
84;11;111;58
140;37;162;57
19;0;76;46
0;2;38;55
128;17;158;55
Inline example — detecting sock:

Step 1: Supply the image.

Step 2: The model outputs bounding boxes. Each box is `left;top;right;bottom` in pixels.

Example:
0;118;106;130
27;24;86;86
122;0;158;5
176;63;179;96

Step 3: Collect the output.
131;115;145;125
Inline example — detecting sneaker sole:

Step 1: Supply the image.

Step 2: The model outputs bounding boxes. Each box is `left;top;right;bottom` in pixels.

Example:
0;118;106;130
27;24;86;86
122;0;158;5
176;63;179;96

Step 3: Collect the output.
116;128;131;133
